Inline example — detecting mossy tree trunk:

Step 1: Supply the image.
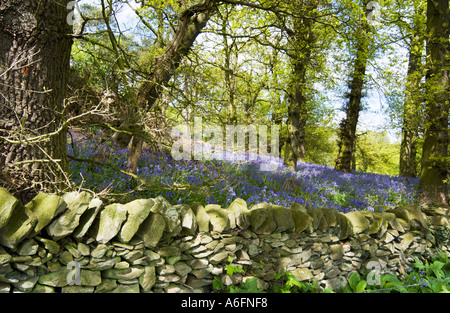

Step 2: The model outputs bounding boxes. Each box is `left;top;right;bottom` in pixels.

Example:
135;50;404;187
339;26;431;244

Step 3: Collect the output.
399;1;426;178
420;0;449;205
284;2;317;169
335;1;371;173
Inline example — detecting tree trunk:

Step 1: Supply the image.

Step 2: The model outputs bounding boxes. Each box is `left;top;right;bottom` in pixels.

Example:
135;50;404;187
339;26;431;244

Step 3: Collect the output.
335;2;371;173
284;3;316;169
112;0;216;172
420;0;449;205
0;0;73;202
399;2;425;178
137;1;216;111
127;135;144;174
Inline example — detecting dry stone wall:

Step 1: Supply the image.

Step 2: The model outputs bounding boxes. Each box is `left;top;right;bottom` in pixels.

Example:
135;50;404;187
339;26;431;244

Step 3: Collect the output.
0;187;449;293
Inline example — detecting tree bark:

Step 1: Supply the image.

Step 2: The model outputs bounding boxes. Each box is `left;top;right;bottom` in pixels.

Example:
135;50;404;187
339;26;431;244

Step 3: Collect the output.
335;2;371;173
112;0;217;173
0;0;73;202
420;0;449;205
137;0;216;111
284;2;316;169
399;2;425;178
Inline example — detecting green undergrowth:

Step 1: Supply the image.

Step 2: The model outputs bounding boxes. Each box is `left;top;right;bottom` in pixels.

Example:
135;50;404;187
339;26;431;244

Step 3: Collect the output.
212;252;450;293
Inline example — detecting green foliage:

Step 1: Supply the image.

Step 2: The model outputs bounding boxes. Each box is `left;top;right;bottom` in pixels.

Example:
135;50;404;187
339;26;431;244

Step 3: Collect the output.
340;271;406;293
271;271;332;293
355;131;400;176
212;253;450;294
402;254;450;293
339;253;450;293
212;258;263;293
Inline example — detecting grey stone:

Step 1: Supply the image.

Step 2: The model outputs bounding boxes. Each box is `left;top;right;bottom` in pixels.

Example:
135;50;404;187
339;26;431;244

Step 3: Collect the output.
167;283;197;293
46;192;92;240
139;266;156;291
0;202;37;249
96;203;128;244
188;258;209;270
205;205;230;233
95;279;118;293
38;267;101;287
26;193;67;234
30;284;55;293
87;257;121;271
174;204;198;235
0;246;11;265
185;275;213;288
91;244;108;258
174;262;192;277
190;203;210;232
123;250;144;263
103;267;144;280
157;264;175;275
290;209;313;234
0;282;11;293
330;244;344;261
137;212;166;248
345;211;370;234
17;239;39;256
111;284;140;293
118;199;155;243
208;250;229;264
62;285;94;293
0;188;19;230
73;197;103;240
158;274;180;283
13;276;39;292
158;246;180;257
227;198;250;229
250;203;277;234
335;212;354;240
151;196;181;237
291;268;313;281
400;232;415;251
272;205;295;232
77;242;90;256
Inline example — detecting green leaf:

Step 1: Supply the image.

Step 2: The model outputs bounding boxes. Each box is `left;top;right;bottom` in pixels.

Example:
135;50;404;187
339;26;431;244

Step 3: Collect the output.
239;278;264;293
225;264;244;276
348;272;361;291
355;280;367;292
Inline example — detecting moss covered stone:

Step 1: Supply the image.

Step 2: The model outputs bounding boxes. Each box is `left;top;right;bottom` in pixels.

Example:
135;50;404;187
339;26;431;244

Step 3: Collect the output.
0;188;19;231
118;199;154;243
96;203;128;244
47;192;92;240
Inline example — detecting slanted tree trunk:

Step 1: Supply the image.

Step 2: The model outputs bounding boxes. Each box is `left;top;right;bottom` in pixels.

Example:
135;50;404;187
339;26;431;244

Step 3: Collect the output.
0;0;73;202
399;2;425;178
112;0;216;173
137;1;216;111
335;2;371;173
420;0;449;205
